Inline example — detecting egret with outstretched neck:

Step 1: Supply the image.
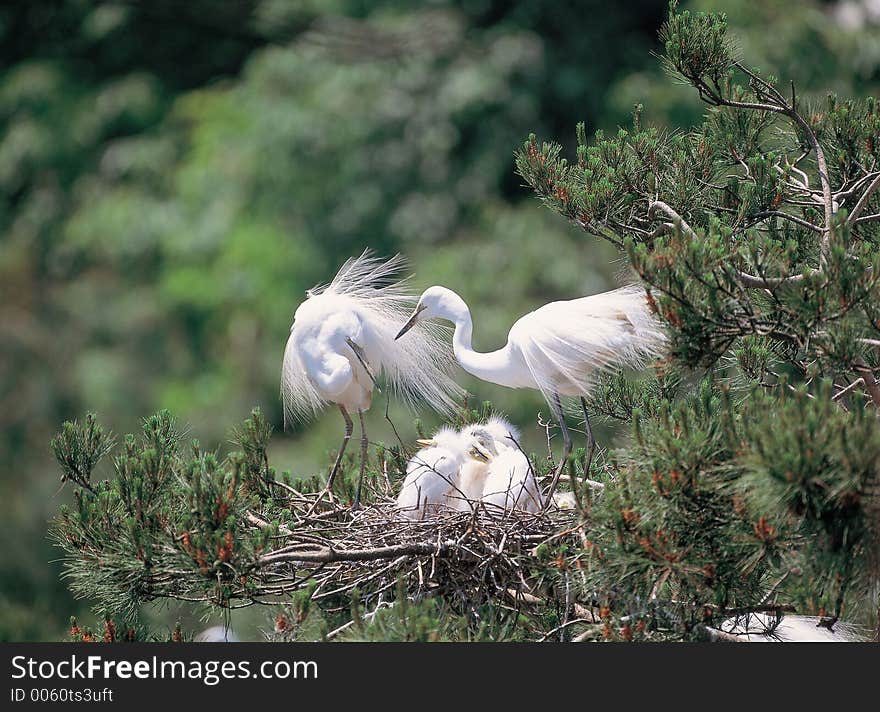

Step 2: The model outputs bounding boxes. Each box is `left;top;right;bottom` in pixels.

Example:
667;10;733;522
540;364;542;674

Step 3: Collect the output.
395;285;666;503
282;251;462;508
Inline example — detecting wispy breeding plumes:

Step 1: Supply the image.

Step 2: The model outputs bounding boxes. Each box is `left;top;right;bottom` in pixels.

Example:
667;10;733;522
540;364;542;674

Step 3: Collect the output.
281;250;463;426
513;285;667;401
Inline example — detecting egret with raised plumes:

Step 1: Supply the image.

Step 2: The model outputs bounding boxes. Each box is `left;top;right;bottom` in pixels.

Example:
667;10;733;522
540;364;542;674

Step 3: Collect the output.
282;251;462;507
396;284;666;502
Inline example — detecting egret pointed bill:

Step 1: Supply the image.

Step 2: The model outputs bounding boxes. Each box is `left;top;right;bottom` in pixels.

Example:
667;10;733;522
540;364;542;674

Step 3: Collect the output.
395;304;426;340
468;442;493;463
401;283;667;510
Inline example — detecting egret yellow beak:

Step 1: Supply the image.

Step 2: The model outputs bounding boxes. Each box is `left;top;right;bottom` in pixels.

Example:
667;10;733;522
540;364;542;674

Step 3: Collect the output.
468;443;493;463
416;438;434;447
395;304;426;340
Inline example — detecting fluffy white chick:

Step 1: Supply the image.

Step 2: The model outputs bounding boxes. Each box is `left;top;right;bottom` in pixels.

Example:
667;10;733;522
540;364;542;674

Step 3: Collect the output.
396;427;494;520
479;416;543;514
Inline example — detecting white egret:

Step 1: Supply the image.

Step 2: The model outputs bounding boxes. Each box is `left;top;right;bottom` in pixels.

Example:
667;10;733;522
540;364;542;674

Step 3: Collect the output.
476;416;543;514
396;285;666;502
719;613;866;642
395;426;495;520
194;626;240;643
282;251;462;507
453;420;513;511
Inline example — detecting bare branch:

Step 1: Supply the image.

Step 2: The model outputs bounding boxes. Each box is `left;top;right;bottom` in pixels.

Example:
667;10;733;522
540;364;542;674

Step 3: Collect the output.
853;358;880;408
847;173;880;227
648;200;698;240
734;270;813;289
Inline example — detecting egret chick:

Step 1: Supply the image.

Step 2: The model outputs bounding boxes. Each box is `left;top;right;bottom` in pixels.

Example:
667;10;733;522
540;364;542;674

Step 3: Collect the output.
481;449;543;514
459;416;521;508
450;423;500;512
396;285;665;504
478;416;543;514
282;251;461;507
396;426;494;520
479;415;522;451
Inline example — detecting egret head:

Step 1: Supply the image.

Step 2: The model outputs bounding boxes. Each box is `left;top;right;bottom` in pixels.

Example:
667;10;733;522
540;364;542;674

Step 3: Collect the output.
483;416;521;450
415;425;495;462
395;286;463;340
459;425;498;463
415;425;461;452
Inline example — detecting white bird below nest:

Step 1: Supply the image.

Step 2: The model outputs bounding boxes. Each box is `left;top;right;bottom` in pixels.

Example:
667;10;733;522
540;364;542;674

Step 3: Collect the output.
718;613;867;642
194;626;240;643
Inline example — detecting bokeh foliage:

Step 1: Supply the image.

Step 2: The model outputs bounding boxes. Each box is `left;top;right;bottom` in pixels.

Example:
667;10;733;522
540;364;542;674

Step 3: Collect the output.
5;0;880;640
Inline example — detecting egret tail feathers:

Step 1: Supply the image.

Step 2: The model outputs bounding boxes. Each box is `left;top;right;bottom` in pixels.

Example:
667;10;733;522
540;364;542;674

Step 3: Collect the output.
516;285;667;404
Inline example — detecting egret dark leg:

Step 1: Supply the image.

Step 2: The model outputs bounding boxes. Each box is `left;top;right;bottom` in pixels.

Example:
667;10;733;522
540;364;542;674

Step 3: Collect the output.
544;392;572;509
353;409;368;509
326;405;353;494
580;397;596;477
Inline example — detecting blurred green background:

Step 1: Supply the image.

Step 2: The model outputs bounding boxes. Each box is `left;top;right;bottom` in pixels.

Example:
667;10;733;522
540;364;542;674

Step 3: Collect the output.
3;0;880;640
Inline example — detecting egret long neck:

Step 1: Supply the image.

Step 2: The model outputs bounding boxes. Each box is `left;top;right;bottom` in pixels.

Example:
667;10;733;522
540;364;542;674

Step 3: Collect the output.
446;302;515;387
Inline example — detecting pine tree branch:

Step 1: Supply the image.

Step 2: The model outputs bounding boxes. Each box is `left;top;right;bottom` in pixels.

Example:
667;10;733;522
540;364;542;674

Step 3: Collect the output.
832;378;865;402
847;173;880;227
853;358;880;407
717;97;833;245
648;200;812;288
703;627;746;642
260;540;459;565
691;67;835;260
648;200;698;239
733;271;811;289
738;210;823;234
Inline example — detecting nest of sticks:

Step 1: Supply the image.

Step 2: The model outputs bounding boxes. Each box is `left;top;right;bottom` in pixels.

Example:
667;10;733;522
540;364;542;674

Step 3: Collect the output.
246;482;581;614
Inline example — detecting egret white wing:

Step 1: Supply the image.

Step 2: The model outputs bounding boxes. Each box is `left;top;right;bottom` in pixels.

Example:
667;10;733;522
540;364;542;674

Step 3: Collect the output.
282;250;464;425
281;327;328;424
509;285;666;398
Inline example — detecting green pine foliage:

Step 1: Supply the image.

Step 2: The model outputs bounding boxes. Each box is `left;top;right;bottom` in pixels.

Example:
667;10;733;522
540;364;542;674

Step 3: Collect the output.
516;2;880;639
47;3;880;641
48;407;560;641
50;410;278;620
